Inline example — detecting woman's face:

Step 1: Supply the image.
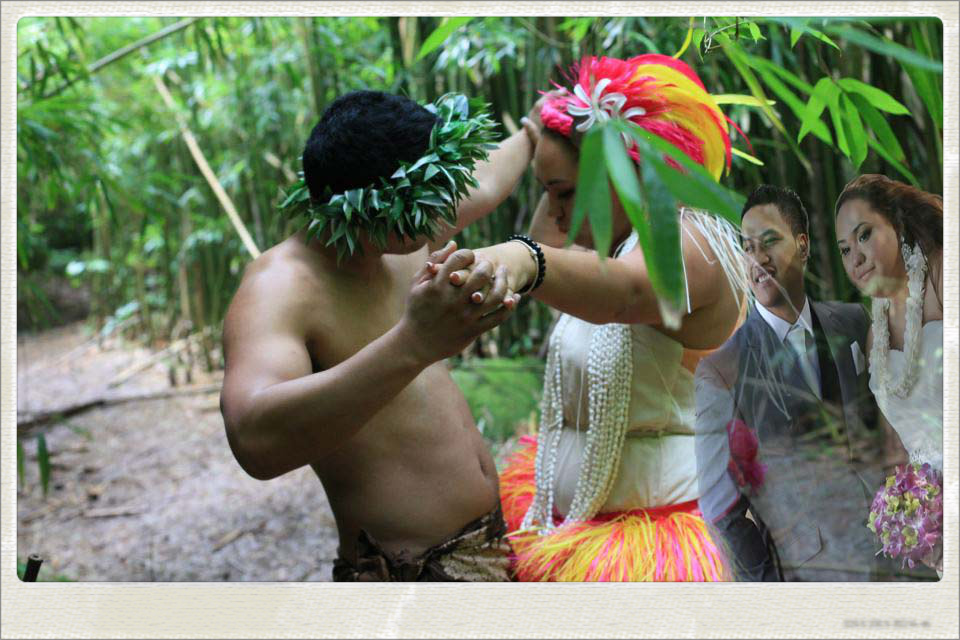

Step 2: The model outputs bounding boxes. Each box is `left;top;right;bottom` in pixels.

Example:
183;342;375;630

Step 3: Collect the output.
533;132;630;250
835;198;905;298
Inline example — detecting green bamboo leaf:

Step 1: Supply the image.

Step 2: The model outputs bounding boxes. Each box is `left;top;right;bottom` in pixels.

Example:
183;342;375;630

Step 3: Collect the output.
791;24;840;50
712;94;775;107
597;124;686;325
569;127;609;250
637;158;685;327
824;24;942;73
828;100;850;158
732;148;765;166
798;77;838;143
417;17;474;60
719;37;787;136
751;63;832;144
36;434;50;497
906;21;943;126
866;136;920;187
747;54;814;94
837;78;910;115
847;92;905;162
808;28;840;50
841;93;868;169
790;28;803;48
613;121;744;227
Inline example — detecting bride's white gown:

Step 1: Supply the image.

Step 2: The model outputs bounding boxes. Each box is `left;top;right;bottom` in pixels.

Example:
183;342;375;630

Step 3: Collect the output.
869;320;943;575
870;320;943;473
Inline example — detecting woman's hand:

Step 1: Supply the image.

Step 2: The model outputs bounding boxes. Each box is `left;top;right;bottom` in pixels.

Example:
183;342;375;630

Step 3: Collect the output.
521;89;566;149
446;241;538;303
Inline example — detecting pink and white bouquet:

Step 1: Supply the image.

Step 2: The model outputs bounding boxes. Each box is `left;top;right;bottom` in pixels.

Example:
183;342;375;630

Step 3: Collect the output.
867;462;942;570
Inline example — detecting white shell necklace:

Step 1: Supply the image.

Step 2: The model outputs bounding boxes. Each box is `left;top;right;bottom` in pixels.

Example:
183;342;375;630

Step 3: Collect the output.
520;210;751;533
869;242;927;403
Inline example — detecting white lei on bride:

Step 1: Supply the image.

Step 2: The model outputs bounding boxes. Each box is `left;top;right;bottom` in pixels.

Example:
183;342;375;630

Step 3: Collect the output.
869;242;927;405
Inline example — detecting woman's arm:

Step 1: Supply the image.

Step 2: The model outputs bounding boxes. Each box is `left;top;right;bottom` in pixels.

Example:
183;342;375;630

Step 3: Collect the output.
469;218;730;326
429;100;545;250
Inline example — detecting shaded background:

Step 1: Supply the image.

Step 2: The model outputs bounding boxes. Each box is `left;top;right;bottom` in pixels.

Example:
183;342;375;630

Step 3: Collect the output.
16;16;942;580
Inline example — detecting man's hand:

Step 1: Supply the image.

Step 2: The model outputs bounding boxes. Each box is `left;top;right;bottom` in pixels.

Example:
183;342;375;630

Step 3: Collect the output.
400;244;518;363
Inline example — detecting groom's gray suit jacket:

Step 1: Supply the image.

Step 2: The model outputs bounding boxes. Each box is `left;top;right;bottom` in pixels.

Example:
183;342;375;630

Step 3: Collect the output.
695;300;884;581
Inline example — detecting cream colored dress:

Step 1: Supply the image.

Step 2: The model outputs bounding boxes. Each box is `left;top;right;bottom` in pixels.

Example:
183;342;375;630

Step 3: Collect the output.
552;315;700;514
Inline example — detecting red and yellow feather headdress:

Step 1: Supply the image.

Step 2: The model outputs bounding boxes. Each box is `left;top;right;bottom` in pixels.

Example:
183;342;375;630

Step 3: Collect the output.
541;54;750;181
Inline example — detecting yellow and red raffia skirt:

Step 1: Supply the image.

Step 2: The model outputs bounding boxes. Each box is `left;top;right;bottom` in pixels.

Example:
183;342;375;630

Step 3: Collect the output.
500;436;733;582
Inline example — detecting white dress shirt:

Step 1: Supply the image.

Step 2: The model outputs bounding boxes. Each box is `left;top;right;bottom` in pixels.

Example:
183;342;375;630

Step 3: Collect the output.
755;298;821;399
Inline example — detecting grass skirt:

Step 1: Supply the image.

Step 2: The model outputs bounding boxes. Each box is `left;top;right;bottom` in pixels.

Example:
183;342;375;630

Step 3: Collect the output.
500;435;733;581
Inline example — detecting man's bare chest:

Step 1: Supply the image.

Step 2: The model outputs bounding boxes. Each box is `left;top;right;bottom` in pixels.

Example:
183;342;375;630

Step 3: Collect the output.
303;264;416;372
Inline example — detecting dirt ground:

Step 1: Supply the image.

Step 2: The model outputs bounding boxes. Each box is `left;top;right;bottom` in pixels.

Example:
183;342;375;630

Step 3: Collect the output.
17;323;339;581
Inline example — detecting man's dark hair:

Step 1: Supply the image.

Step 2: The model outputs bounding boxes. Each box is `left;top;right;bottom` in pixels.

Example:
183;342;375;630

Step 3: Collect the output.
302;90;439;202
741;185;809;238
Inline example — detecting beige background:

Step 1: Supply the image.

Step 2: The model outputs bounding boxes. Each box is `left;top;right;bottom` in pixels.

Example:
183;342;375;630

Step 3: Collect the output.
2;2;957;638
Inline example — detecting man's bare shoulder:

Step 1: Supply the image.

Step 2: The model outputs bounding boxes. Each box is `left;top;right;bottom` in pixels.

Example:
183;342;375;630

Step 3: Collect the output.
226;237;324;333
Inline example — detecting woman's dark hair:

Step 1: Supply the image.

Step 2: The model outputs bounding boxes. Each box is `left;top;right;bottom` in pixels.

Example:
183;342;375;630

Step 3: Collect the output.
302;90;439;202
542;126;580;155
834;174;943;260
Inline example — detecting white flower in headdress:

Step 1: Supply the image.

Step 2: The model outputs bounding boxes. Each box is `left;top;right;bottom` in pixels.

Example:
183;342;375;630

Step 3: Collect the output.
566;78;647;132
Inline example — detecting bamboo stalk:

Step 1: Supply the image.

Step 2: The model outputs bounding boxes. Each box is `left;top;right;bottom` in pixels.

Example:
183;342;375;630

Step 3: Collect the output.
23;555;43;582
153;74;261;259
41;18;201;99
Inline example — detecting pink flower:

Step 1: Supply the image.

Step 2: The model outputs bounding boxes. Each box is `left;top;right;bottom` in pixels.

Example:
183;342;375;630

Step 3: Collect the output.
726;419;766;493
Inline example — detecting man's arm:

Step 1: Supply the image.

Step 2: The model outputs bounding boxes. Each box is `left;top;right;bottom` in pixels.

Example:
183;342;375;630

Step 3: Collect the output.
220;246;514;480
695;352;778;581
694;355;741;523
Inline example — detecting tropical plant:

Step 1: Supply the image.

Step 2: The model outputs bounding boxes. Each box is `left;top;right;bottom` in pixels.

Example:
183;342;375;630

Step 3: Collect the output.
16;16;942;347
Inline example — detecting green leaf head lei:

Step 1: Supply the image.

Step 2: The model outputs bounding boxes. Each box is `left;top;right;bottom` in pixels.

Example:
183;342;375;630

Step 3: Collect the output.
279;93;498;261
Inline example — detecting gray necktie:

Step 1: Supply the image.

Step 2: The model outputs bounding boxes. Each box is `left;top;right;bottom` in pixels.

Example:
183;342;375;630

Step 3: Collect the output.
785;324;820;399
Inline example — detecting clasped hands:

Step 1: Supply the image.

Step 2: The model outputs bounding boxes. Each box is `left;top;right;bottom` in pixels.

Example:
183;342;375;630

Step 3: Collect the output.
399;240;534;363
423;240;537;307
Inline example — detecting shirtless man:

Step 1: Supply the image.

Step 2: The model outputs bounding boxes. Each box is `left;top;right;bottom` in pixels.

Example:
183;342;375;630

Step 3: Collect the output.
219;90;539;581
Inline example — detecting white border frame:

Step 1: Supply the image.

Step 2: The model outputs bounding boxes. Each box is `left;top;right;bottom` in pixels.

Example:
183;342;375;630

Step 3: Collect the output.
2;2;957;638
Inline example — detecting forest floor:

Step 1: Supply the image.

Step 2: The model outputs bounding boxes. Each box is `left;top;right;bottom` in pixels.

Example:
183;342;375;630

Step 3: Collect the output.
17;322;339;581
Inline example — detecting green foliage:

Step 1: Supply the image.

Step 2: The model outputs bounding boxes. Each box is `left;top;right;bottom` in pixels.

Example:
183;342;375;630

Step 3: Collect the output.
16;15;943;343
568;119;747;325
417;17;475;60
451;357;544;442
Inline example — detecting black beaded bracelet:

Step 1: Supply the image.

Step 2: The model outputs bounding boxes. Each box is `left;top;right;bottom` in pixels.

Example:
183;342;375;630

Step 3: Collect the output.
507;233;546;294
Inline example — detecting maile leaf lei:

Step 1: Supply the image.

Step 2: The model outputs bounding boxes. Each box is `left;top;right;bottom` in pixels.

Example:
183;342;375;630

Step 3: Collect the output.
279;93;498;261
